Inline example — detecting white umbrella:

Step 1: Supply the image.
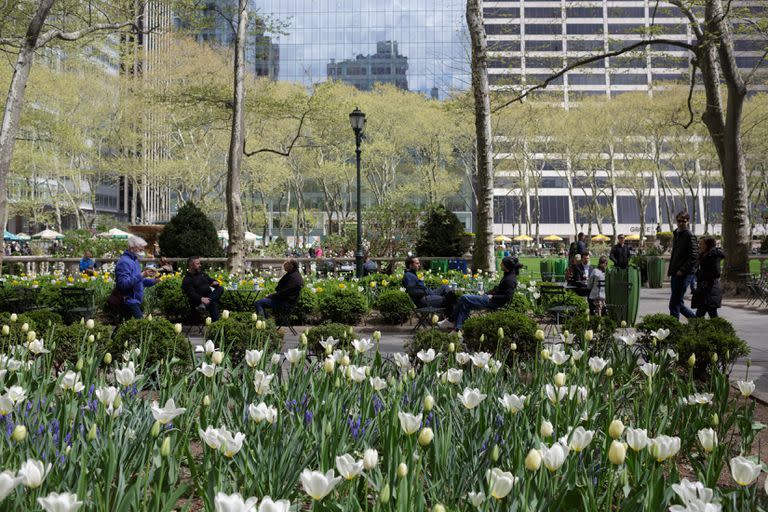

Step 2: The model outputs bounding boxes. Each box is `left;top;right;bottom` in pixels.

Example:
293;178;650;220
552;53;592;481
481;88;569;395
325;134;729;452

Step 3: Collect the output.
98;228;130;239
15;233;30;240
244;231;263;242
31;229;64;240
217;230;229;240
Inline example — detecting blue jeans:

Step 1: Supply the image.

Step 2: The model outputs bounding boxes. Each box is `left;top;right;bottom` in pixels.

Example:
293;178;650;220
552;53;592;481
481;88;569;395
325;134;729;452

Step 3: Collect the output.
122;303;143;319
255;297;286;319
669;274;696;319
454;294;492;330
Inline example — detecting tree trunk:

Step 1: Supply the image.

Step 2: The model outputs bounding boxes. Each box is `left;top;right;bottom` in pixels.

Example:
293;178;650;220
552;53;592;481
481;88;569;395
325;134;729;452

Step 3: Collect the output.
225;0;248;273
0;0;55;267
466;0;494;272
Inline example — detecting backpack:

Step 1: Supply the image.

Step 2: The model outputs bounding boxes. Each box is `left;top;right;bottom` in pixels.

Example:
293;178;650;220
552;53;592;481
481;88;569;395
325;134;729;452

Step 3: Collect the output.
568;242;578;260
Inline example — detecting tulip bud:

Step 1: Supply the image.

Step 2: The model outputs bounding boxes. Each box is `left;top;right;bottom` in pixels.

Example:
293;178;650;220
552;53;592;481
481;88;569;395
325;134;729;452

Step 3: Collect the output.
205;317;212;326
540;420;553;438
510;342;517;351
27;331;35;342
103;352;112;365
423;395;434;412
76;359;84;371
373;330;381;341
323;357;335;374
584;330;594;341
363;448;379;470
150;421;161;437
479;334;485;343
80;317;85;324
554;372;566;387
379;483;390;504
203;395;211;407
334;376;341;388
608;440;626;465
447;342;455;353
440;373;447;384
541;349;550;360
433;505;446;512
609;419;625;439
408;368;416;380
606;367;613;377
10;313;17;322
418;427;434;447
299;333;308;347
431;314;439;325
688;354;696;367
525;449;542;471
340;355;350;367
174;323;182;334
221;310;230;319
211;351;224;365
87;335;95;343
1;325;8;336
397;462;408;478
160;436;171;457
147;314;153;321
711;352;718;363
86;319;95;330
490;444;499;462
87;424;98;441
251;313;258;321
21;322;28;332
536;329;545;341
621;320;627;328
12;425;27;442
497;327;504;339
711;413;719;426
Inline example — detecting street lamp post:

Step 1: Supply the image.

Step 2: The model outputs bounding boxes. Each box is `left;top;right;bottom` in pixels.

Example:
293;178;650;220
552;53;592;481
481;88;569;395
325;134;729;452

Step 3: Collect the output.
349;107;366;278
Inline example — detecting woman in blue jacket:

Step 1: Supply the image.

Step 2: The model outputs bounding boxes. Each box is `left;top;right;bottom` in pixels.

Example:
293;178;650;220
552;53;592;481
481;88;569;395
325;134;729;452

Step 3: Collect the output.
114;236;158;319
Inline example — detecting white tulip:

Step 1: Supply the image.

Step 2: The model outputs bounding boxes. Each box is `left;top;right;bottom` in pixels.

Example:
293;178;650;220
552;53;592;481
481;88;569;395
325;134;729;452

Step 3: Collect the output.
608;419;625;439
5;385;26;404
639;362;660;379
335;453;364;480
697;428;718;453
498;393;526;414
545;384;567;404
213;492;258;512
485;467;517;499
469;352;491;369
27;339;49;355
221;310;230;319
540;442;568;471
671;479;715;508
398;411;422;435
199;426;222;450
736;380;755;398
17;458;51;488
0;470;22;501
567;427;594;452
417;348;438;363
554;372;566;387
197;362;221;378
730;456;761;486
95;386;120;407
285;348;304;365
393;353;410;369
270;354;281;365
625;428;650;452
362;448;378;470
540;420;554;438
588;356;608;373
651;328;670;341
347;365;368;383
571;349;584;361
446;368;463;384
319;337;339;353
467;490;485;508
0;395;13;415
351;338;374;353
648;435;681;462
253;371;274;395
115;363;141;387
218;427;245;457
682;393;713;405
258;497;291;512
458;387;487;409
455;352;471;365
85;319;95;330
608;440;626;465
619;333;637;346
211;351;224;365
59;371;85;393
300;468;342;501
369;377;387;391
37;491;83;512
245;349;263;368
550;348;570;366
174;323;182;334
248;402;278;425
151;398;186;424
323;357;336;374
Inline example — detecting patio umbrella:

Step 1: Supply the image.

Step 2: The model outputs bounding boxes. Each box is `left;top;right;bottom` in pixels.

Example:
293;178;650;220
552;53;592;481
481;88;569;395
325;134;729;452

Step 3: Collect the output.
98;228;130;239
591;234;610;242
514;234;534;242
15;233;30;240
624;234;641;241
3;230;20;241
217;230;229;240
31;229;64;240
244;231;263;242
494;235;512;243
543;235;563;241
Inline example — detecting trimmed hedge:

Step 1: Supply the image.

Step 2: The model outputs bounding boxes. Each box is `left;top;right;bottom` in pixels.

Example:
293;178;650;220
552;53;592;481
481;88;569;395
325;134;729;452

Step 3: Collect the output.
52;322;113;365
318;289;369;325
405;329;462;359
109;318;191;368
375;290;414;324
205;312;284;366
462;310;538;359
305;323;357;355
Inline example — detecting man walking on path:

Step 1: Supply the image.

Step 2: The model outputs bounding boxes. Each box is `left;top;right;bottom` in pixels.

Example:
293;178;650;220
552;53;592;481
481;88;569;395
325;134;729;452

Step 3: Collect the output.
609;234;632;269
667;211;698;319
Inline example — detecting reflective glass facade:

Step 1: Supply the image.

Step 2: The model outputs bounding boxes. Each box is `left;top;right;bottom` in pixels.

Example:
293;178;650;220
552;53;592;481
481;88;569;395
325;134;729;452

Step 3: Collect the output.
258;0;470;97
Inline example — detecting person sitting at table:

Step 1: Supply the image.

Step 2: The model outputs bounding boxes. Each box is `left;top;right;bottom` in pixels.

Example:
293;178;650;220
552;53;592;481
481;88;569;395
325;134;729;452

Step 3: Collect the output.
255;258;303;319
363;253;378;276
157;257;175;275
182;256;224;321
587;256;608;316
565;251;593;297
402;256;456;317
440;256;523;330
79;250;95;274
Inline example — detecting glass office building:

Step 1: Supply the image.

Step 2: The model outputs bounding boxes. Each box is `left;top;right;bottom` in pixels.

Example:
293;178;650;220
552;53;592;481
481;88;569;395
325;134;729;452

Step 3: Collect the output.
258;0;470;98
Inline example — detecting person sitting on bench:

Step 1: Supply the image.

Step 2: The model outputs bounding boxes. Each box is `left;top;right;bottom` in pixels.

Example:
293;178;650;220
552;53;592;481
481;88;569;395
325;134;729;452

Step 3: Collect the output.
441;256;522;330
566;251;593;297
255;258;303;319
182;256;224;321
402;256;456;317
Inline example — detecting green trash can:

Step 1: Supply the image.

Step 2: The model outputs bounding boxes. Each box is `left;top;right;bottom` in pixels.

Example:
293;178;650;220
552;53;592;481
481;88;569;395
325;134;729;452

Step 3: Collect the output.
646;257;664;288
605;267;640;325
553;258;568;282
540;259;555;282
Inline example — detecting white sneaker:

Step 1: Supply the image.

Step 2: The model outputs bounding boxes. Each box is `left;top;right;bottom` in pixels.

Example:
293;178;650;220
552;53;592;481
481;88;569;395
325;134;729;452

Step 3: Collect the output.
437;318;454;329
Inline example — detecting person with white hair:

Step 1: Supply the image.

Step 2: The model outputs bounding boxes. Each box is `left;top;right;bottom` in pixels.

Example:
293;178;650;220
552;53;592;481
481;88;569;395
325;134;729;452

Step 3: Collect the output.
113;235;159;319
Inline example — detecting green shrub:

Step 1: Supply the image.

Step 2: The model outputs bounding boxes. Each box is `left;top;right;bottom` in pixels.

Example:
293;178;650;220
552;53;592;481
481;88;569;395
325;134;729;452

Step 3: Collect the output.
154;277;193;322
405;329;462;359
462;310;538;359
293;287;319;325
109;318;191;368
415;204;464;258
158;201;224;259
375;290;414;324
677;318;749;379
36;286;63;310
318;289;369;324
305;323;357;355
51;322;113;365
502;293;533;315
537;284;589;316
563;314;617;349
205;312;283;366
636;313;684;350
24;310;63;338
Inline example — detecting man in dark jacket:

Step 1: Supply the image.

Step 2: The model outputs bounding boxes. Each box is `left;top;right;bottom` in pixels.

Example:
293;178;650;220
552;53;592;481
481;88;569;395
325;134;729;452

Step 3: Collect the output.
181;256;224;320
566;252;593;296
692;237;725;318
609;234;632;269
443;256;522;330
402;256;455;312
667;211;698;319
114;236;158;319
255;258;303;318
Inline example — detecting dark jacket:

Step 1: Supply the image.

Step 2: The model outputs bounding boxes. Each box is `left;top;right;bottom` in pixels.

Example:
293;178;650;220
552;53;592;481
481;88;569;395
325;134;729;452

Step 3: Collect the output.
182;271;216;305
271;268;303;303
488;271;518;307
694;248;725;309
609;244;632;269
115;250;156;305
668;228;698;276
576;240;587;256
403;269;429;303
567;263;592;284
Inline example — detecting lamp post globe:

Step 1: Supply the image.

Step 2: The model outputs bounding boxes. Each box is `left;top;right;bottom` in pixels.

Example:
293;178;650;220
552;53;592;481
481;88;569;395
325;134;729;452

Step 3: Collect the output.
349;107;366;278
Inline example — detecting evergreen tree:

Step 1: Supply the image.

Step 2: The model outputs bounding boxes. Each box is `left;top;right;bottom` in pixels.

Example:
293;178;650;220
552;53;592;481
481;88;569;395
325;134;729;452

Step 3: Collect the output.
415;205;464;257
159;202;224;258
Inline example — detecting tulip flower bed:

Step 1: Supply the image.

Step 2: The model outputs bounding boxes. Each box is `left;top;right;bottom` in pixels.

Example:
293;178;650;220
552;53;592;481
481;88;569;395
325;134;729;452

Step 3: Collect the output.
1;324;767;511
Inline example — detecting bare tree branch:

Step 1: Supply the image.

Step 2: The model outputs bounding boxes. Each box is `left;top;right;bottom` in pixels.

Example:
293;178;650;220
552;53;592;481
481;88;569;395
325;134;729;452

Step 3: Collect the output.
668;0;705;39
744;47;768;85
36;20;137;47
243;95;314;157
492;39;696;112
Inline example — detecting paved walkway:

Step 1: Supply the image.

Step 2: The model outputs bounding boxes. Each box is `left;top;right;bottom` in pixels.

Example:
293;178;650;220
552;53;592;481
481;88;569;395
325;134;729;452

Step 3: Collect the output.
191;286;768;398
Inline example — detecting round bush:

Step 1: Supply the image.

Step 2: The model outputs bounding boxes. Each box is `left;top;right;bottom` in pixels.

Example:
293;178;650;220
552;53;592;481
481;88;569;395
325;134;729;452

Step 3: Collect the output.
51;322;113;365
405;329;462;359
462;310;538;360
563;314;617;350
502;293;533;315
205;312;284;366
305;323;357;355
537;284;589;315
375;290;414;324
678;320;749;379
158;201;224;259
293;287;319;325
23;310;64;339
636;313;684;350
109;318;191;367
318;289;369;325
154;277;193;322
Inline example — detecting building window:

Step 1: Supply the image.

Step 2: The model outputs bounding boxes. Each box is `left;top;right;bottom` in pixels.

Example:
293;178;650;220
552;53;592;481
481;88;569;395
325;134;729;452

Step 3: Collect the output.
486;7;520;18
486;23;522;35
538;196;570;224
489;57;523;68
494;196;527;223
526;24;563;35
607;7;646;18
568;39;605;51
489;40;521;51
527;40;563;51
568;73;606;85
610;73;647;85
566;23;603;35
566;7;602;17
